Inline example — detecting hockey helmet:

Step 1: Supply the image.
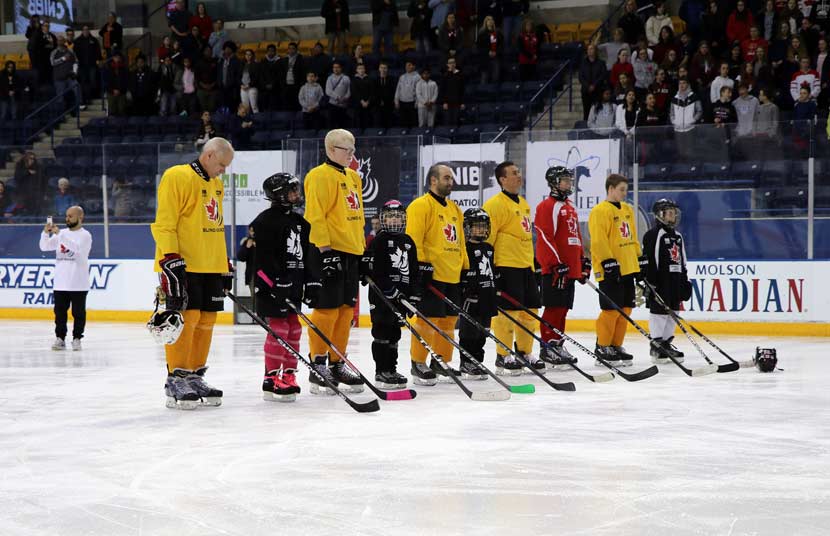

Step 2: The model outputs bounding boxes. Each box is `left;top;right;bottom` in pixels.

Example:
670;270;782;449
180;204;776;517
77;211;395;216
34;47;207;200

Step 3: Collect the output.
380;199;407;233
463;207;491;241
652;198;681;228
545;166;575;199
147;309;184;345
263;172;302;207
754;347;778;372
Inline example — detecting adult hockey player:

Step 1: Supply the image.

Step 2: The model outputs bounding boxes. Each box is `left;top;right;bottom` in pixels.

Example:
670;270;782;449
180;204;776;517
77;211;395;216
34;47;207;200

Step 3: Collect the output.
483;161;545;375
534;166;590;369
642;198;692;364
588;173;644;366
303;129;365;393
151;137;234;410
250;172;315;400
405;164;469;384
363;200;419;389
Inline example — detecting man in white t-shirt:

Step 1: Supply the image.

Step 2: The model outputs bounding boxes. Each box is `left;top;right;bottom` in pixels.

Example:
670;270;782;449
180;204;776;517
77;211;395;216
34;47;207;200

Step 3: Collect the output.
39;206;92;351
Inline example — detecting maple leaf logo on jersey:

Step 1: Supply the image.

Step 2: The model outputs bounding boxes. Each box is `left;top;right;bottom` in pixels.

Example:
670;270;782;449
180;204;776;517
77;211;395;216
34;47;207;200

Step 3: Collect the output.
566;217;579;236
443;223;458;243
619;221;631;238
391;247;410;275
286;229;303;259
478;254;493;279
345;190;360;211
520;216;531;233
205;197;220;222
669;243;681;263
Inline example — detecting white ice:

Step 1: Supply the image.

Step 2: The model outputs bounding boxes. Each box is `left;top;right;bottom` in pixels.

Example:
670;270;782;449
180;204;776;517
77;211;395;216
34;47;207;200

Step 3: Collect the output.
0;319;828;536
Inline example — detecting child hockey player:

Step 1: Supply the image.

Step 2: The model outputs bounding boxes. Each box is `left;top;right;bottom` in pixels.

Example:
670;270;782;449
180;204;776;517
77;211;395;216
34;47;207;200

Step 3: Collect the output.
364;200;420;388
534;166;591;369
641;198;693;364
250;173;316;401
458;208;497;380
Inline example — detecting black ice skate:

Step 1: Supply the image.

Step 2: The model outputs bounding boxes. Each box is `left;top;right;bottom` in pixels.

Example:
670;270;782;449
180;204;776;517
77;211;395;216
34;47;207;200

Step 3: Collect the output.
663;336;685;361
263;368;298;402
165;368;200;410
410;361;438;386
460;359;488;380
612;346;634;367
374;370;408;390
594;344;621;367
519;351;547;375
330;360;365;393
541;340;577;370
186;366;223;406
429;358;460;382
495;354;522;376
309;354;337;395
650;338;671;364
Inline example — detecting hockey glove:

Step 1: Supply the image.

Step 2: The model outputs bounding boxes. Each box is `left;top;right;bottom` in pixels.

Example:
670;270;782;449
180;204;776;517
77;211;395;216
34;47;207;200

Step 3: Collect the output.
303;280;322;307
270;278;293;304
552;263;570;290
680;278;693;301
359;254;374;285
462;295;479;312
600;258;620;282
418;262;434;286
222;259;234;292
635;256;649;282
383;287;402;303
159;253;187;310
579;256;591;284
320;250;343;278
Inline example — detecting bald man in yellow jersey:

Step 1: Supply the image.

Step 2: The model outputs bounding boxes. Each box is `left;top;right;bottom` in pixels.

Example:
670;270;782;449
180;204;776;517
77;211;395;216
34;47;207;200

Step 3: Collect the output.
151;137;234;410
483;161;546;375
405;164;469;385
588;173;645;367
303;129;366;394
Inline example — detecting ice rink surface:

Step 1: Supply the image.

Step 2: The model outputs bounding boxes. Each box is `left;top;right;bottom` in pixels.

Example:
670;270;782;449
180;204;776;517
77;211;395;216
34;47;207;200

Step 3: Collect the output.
0;319;828;536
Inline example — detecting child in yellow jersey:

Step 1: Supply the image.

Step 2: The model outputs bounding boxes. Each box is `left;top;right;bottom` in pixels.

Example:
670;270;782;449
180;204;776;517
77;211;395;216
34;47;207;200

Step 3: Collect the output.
588;173;647;366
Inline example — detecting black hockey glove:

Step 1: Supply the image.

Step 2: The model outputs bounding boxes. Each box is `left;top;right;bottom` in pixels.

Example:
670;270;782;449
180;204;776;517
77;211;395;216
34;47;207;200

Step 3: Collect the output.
579;256;591;284
270;278;293;304
383;287;402;302
635;256;649;282
159;253;187;310
680;278;693;301
600;258;620;282
222;259;234;292
418;262;434;286
462;294;479;312
552;263;569;290
320;250;342;278
303;280;322;307
359;254;373;285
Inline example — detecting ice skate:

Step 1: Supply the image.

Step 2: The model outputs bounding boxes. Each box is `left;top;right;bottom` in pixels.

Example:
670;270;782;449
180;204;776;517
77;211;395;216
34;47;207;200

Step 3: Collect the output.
374;370;408;390
520;352;547;375
71;338;82;351
460;359;488;380
52;338;65;351
263;368;297;402
309;355;337;395
429;358;459;382
541;340;576;370
330;360;365;393
495;354;522;376
594;344;621;367
165;368;200;410
650;339;671;364
663;337;685;361
410;361;438;386
186;366;223;406
612;346;634;367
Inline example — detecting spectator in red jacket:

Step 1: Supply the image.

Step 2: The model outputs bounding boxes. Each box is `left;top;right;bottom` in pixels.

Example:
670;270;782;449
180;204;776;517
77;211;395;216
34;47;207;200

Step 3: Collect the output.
651;26;681;65
741;26;768;61
610;48;635;87
727;0;756;44
649;68;672;113
690;40;717;92
189;3;213;41
518;18;539;81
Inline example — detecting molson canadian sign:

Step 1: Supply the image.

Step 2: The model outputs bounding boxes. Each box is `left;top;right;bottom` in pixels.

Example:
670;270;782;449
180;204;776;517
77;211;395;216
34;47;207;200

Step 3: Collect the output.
687;263;804;315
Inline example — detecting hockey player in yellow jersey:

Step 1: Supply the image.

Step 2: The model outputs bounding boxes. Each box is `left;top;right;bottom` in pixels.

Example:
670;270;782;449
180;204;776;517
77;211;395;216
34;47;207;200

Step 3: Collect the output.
303;129;366;393
405;164;469;385
150;137;235;410
482;161;546;376
588;173;644;367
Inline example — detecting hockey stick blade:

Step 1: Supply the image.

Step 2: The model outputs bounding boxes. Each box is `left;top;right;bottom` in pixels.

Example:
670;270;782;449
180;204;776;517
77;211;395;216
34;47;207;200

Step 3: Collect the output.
617;364;660;381
690;363;720;377
347;398;382;412
471;390;512;401
739;360;756;368
583;368;615;382
717;362;740;373
509;383;538;394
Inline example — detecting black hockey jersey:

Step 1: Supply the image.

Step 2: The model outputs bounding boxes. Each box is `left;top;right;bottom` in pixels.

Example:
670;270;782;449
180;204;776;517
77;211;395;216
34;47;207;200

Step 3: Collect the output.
642;223;691;312
367;230;420;319
250;206;316;318
462;241;497;318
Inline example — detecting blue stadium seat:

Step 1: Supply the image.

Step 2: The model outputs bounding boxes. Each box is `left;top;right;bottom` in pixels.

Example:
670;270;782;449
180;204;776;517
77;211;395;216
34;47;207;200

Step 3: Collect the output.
731;161;762;183
761;161;791;186
498;82;521;101
669;162;700;181
452;124;480;144
386;127;409;137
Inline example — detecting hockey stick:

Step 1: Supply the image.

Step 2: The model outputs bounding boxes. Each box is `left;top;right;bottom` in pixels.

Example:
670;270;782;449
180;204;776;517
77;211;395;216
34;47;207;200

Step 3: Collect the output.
638;280;739;373
426;284;575;391
365;278;509;401
585;280;717;377
496;290;657;382
285;301;418;401
225;291;380;413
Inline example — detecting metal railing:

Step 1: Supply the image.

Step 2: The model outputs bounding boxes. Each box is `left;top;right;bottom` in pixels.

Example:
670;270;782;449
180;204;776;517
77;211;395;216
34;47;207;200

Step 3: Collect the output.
588;0;630;45
23;84;81;146
527;60;573;135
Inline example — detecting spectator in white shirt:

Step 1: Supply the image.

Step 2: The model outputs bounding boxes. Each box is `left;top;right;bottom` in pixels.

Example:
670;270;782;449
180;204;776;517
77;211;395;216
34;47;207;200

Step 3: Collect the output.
38;206;92;351
415;67;438;127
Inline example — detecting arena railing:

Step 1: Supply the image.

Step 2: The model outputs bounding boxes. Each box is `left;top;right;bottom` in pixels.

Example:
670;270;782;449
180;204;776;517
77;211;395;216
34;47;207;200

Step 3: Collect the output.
22;85;81;147
526;60;573;134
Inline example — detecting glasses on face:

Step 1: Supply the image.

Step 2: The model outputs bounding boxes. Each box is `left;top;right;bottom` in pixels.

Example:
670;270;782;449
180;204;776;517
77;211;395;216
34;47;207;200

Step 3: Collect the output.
334;146;355;155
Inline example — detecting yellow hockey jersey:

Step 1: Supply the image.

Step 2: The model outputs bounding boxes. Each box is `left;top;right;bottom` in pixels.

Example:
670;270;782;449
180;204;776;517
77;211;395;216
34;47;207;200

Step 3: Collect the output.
482;191;535;269
303;161;366;255
406;192;469;284
588;200;642;281
151;160;228;273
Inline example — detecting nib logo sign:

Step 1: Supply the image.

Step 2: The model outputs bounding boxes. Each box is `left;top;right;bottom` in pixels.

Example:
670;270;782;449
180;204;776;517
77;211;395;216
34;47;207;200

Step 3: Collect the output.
346;190;361;211
443;223;458;243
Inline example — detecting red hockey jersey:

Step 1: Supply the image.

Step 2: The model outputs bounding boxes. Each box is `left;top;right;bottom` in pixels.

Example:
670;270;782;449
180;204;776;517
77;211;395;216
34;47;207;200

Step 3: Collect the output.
534;196;584;277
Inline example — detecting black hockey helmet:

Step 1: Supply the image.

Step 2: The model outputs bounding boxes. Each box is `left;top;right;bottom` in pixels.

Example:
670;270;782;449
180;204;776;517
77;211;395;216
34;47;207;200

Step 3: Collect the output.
754;347;778;372
463;207;491;241
545;166;574;199
380;199;407;233
652;198;681;228
263;172;302;207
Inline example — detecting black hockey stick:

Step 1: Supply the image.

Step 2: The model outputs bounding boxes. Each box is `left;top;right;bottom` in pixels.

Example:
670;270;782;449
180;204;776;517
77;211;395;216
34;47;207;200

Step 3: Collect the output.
365;278;509;401
585;280;717;377
226;291;380;413
427;284;575;392
496;290;657;382
285;301;418;401
638;280;739;373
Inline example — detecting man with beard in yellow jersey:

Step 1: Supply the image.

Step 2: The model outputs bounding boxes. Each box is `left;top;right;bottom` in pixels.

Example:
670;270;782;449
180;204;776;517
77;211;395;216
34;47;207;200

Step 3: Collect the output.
151;137;235;410
588;173;645;367
303;129;366;394
483;161;546;375
405;164;469;385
